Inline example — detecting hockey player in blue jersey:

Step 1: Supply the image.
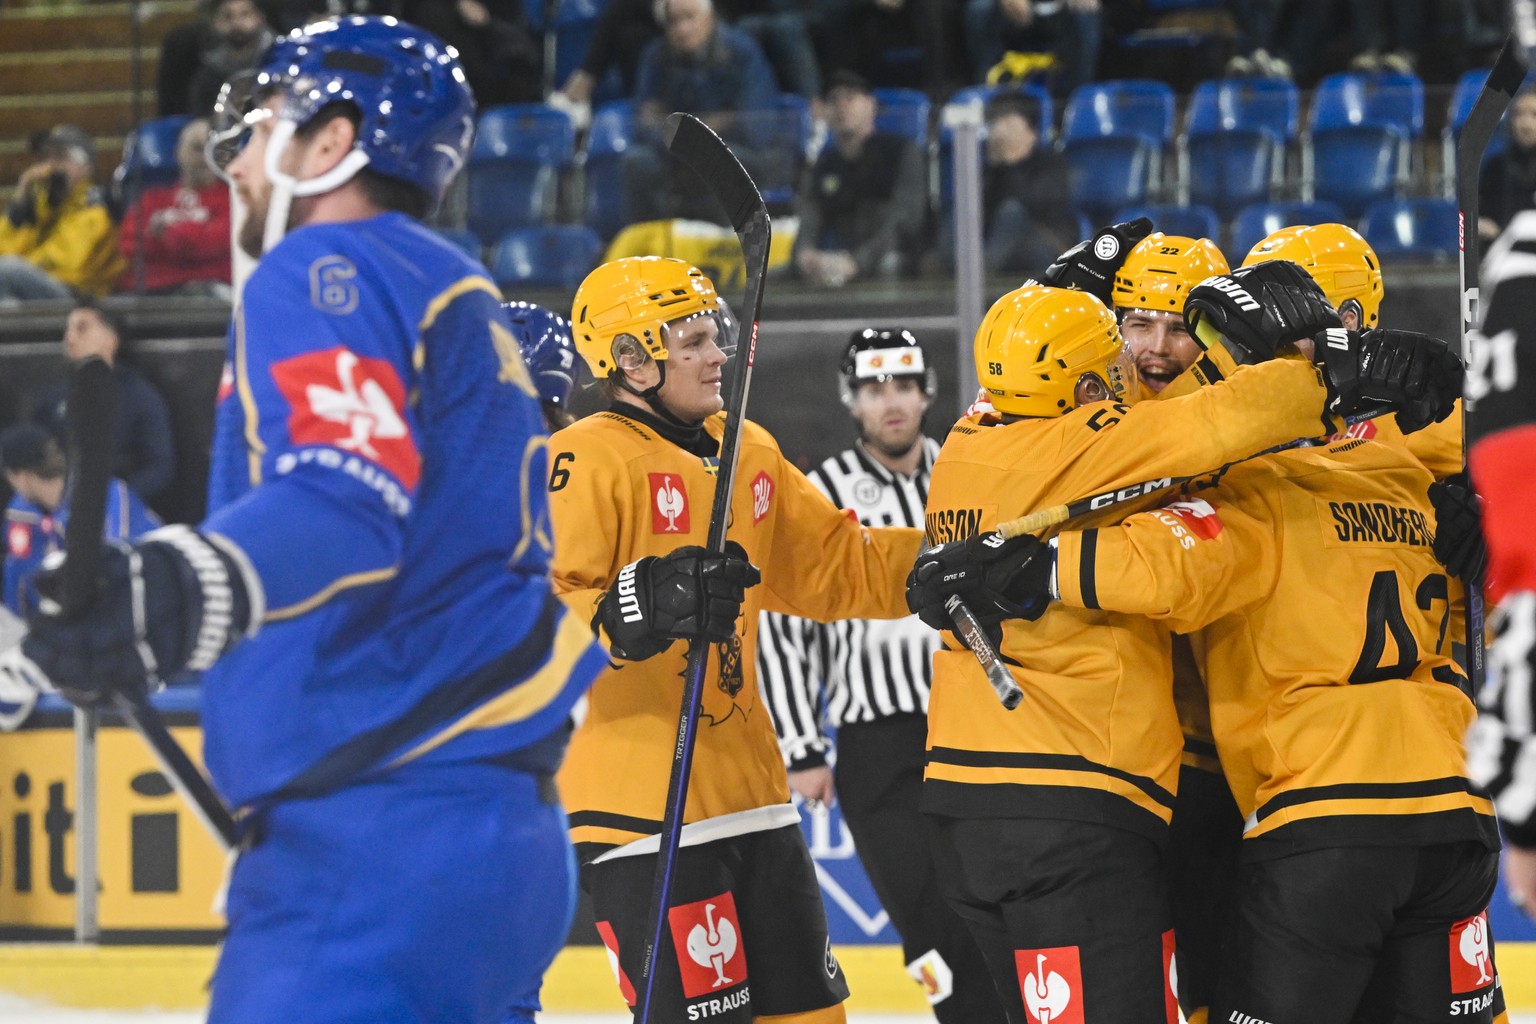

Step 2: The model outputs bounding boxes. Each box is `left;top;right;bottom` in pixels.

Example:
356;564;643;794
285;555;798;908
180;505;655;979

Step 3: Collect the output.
2;423;159;616
16;17;609;1024
504;299;578;431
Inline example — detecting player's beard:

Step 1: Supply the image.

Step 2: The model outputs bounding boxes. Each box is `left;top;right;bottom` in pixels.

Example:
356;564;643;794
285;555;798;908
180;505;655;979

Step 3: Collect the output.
236;185;271;259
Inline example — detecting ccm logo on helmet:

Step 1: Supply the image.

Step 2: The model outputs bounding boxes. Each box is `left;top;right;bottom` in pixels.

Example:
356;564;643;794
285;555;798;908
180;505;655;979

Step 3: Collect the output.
1200;276;1261;312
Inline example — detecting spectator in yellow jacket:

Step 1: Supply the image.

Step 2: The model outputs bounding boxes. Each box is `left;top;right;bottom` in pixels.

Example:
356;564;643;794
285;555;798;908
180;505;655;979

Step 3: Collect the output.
0;124;123;304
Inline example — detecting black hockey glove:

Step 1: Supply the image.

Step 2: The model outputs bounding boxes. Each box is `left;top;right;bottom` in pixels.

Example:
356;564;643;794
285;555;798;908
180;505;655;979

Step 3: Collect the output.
595;541;761;662
906;532;1053;633
1184;260;1342;364
1313;327;1463;433
1429;476;1487;586
1041;217;1153;306
22;526;260;709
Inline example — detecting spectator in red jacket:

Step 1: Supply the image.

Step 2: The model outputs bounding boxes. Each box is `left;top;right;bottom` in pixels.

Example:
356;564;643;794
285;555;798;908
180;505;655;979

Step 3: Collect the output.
118;118;231;298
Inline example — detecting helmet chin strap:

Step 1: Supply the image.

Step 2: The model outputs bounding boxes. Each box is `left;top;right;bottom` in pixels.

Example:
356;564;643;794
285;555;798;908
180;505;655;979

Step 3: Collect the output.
261;117;374;254
614;361;699;426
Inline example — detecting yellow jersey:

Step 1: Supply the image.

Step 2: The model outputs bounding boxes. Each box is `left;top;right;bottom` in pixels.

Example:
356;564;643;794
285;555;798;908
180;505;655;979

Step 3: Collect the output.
923;357;1341;841
1053;438;1499;858
550;406;921;853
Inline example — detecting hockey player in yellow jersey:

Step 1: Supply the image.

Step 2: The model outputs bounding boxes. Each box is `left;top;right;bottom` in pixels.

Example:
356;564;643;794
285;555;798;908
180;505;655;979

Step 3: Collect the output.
905;258;1461;1023
550;256;922;1024
940;433;1501;1023
1111;230;1238;1022
1243;222;1462;478
1111;231;1229;395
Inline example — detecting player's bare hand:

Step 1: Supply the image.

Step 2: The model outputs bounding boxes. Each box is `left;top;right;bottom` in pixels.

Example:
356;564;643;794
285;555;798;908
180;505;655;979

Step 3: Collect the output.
789;765;836;810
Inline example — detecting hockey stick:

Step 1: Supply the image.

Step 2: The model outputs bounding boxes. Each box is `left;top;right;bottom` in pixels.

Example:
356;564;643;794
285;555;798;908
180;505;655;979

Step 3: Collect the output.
1456;34;1523;699
60;358;239;852
631;112;772;1024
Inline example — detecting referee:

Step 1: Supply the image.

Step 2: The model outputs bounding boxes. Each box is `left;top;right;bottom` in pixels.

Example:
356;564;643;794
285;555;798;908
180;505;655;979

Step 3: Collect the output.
757;328;1005;1024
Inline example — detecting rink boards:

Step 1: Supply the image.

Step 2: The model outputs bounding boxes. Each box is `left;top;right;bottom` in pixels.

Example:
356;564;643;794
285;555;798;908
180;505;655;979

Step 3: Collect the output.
0;694;1532;1010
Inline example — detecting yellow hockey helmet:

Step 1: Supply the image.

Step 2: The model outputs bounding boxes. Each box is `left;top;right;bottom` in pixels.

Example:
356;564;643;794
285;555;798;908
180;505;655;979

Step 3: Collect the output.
570;256;723;377
1111;232;1230;313
974;284;1140;417
1241;223;1384;329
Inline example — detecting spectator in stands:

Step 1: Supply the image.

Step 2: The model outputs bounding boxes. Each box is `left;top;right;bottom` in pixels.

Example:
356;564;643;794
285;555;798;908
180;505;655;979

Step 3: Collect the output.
403;0;542;107
32;302;177;512
1222;0;1293;80
721;0;822;99
553;0;662;115
963;0;1103;99
793;70;926;285
1480;85;1536;242
933;90;1075;276
1348;0;1425;73
623;0;780;224
184;0;275;117
118;118;232;298
815;0;959;98
0;125;123;306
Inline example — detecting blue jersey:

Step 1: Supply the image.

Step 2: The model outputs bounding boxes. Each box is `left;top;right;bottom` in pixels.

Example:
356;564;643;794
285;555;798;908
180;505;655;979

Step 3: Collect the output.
203;213;604;810
4;480;159;615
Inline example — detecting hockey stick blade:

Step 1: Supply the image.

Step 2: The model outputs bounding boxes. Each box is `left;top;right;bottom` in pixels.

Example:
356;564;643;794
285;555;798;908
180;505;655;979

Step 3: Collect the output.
59;358;239;850
664;112;765;236
638;112;774;1024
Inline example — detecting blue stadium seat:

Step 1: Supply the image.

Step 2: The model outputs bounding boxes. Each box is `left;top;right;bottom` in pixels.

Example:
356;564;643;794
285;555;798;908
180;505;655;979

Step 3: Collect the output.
1308;124;1407;219
490;225;604;290
582;100;634;240
1184;129;1279;218
525;0;606;87
1309;71;1425;137
763;93;812;206
1186;78;1299;142
873;87;932;147
1064;136;1154;225
1359;197;1460;260
1062;80;1176;148
1113;203;1221;241
1229;199;1346;257
112;115;193;202
468;104;576;245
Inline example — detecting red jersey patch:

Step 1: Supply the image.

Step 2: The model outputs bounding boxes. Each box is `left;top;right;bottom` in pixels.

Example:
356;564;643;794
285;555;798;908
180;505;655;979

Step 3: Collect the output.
1450;911;1494;993
1165;498;1224;540
1331;418;1378;444
651;473;690;533
7;523;31;559
751;471;774;525
216;361;235;404
1162;929;1178;1024
270;347;419;489
1015;946;1084;1024
594;920;636;1007
668;892;747;999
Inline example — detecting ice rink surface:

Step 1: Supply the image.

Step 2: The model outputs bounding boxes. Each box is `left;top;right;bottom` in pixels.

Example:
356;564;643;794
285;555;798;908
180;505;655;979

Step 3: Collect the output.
1;1005;1534;1024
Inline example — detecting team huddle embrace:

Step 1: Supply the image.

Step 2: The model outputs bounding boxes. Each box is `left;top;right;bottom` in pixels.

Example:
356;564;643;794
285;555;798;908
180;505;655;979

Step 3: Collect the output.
6;13;1534;1024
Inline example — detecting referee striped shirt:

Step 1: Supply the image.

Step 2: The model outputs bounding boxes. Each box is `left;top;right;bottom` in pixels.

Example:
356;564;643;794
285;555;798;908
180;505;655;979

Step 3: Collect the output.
756;438;941;770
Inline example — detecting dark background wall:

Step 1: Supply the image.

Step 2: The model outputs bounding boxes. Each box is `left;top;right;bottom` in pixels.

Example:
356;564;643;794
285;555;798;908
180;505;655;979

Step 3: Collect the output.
0;262;1464;523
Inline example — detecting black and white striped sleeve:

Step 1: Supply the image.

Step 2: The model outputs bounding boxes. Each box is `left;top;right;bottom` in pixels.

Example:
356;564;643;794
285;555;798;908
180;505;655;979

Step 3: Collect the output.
756;607;831;770
1469;593;1536;846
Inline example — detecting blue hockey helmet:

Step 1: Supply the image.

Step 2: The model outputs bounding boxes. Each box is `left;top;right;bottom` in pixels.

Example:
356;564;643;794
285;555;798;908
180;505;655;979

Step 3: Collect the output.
505;301;577;408
209;16;474;250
